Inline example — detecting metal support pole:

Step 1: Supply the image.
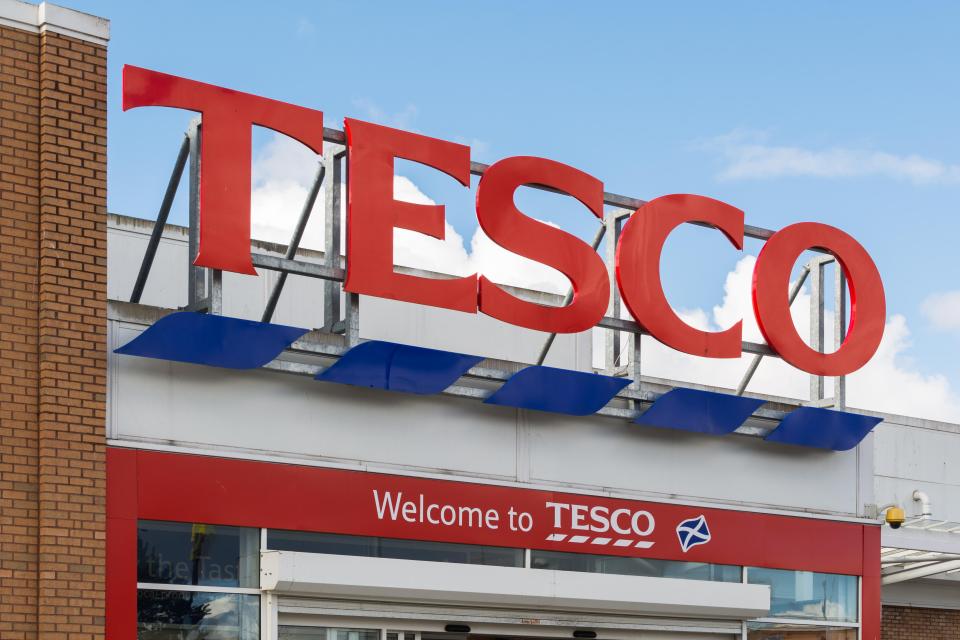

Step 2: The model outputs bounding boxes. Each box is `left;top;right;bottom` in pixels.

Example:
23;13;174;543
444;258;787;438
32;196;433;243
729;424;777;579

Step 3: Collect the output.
261;162;326;323
809;258;826;400
130;134;190;304
834;264;847;409
736;264;811;396
535;222;606;365
809;256;835;401
323;145;345;331
344;292;360;346
186;118;205;309
604;210;631;374
626;331;642;406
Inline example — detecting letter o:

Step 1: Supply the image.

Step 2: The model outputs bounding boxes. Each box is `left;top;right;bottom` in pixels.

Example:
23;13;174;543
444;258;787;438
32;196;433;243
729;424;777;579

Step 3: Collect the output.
753;222;885;376
441;505;457;526
631;510;655;536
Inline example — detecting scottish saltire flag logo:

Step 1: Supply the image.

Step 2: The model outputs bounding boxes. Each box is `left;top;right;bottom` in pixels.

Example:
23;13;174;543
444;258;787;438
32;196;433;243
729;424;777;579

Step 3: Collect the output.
676;515;711;552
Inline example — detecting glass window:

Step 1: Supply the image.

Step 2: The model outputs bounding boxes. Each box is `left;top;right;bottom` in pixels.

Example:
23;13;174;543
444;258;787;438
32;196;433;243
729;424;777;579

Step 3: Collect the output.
138;521;260;588
530;549;741;582
137;590;259;640
279;627;380;640
747;622;857;639
747;568;858;623
268;530;523;568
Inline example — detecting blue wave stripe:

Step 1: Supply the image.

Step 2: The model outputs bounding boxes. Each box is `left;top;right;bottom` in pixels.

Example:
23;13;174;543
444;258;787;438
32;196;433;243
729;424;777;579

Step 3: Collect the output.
315;340;483;395
484;366;630;416
633;388;766;435
764;406;882;451
114;312;308;369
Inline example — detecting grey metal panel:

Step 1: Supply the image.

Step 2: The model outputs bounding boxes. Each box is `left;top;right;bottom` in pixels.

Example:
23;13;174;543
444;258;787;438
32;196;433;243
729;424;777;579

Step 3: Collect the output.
524;410;861;515
874;421;960;486
882;576;960;608
875;476;960;525
359;296;591;370
108;225;189;310
111;324;518;478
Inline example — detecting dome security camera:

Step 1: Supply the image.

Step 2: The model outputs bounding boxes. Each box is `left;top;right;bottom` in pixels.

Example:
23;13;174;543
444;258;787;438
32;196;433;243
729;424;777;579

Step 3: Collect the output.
886;506;906;529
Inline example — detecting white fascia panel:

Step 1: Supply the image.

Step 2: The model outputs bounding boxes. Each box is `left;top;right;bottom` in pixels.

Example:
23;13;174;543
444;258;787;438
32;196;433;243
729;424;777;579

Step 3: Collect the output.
261;551;771;620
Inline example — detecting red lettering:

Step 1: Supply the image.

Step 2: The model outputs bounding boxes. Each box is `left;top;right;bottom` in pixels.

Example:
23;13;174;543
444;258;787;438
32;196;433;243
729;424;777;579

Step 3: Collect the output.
753;222;886;376
343;118;477;312
616;194;744;358
476;156;609;333
122;65;325;275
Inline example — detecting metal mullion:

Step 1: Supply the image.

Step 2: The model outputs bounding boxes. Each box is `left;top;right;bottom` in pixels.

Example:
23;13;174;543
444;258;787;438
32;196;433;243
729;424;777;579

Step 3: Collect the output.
137;582;261;595
747;617;859;628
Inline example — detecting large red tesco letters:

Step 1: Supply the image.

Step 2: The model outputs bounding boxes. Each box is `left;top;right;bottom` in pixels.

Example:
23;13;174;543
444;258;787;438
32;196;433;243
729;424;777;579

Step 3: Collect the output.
124;67;887;376
122;65;325;275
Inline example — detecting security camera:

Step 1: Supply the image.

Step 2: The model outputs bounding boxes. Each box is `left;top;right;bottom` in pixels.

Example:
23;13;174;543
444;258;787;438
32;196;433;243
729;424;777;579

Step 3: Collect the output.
886;506;906;529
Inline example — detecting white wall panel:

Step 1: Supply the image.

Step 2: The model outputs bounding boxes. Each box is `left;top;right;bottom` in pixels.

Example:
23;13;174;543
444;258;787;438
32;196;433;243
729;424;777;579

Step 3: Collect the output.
873;420;960;525
110;324;518;478
524;410;861;514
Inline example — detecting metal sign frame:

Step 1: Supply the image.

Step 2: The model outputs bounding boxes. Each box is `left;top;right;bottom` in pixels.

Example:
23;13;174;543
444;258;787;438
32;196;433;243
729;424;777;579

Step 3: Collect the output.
125;121;856;438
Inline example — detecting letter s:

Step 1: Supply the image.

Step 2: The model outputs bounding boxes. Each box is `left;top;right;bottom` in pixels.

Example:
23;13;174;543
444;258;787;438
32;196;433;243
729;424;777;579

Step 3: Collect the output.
476;156;609;333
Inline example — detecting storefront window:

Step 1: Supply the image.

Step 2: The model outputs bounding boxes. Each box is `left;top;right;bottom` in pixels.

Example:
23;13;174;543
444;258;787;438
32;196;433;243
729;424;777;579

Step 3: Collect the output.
138;520;260;588
530;549;741;582
268;529;524;567
747;568;858;623
137;590;259;640
747;622;857;639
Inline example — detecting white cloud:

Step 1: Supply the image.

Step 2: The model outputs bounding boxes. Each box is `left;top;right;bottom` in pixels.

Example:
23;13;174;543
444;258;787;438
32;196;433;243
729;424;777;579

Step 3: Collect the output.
251;133;960;423
706;130;960;185
847;315;960;421
922;290;960;331
250;134;568;293
250;134;325;249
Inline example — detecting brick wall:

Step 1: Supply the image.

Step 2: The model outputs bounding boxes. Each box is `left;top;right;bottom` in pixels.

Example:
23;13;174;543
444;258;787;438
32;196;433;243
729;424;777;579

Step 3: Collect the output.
883;606;960;640
0;20;107;640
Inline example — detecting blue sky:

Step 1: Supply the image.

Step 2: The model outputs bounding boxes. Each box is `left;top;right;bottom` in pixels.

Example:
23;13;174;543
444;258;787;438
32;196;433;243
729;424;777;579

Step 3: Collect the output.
70;1;960;414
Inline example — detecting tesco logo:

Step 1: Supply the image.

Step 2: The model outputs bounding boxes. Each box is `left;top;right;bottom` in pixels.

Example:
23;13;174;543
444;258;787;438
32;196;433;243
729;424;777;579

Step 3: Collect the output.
123;65;886;378
546;501;655;538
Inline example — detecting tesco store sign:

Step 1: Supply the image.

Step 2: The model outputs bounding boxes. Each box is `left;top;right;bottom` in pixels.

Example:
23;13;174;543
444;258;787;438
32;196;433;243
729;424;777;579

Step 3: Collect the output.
123;65;885;378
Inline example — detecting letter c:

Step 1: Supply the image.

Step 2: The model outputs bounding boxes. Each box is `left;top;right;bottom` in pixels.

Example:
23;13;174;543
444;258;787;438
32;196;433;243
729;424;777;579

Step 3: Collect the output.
616;194;744;358
611;508;632;535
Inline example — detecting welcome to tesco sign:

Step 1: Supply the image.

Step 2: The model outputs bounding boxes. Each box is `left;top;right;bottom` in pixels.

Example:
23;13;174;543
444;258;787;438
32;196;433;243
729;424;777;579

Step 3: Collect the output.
123;65;886;377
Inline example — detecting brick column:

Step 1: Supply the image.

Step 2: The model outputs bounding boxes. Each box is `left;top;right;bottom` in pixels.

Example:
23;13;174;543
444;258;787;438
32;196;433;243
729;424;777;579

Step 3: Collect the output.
0;3;109;638
883;605;960;640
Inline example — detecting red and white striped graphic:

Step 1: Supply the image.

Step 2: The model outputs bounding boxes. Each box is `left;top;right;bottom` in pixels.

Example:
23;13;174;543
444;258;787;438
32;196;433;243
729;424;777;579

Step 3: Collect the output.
545;532;655;549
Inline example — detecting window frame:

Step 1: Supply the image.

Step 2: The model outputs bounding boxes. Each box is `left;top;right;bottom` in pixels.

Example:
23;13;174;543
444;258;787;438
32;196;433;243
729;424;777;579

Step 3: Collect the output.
135;521;866;640
135;520;264;638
